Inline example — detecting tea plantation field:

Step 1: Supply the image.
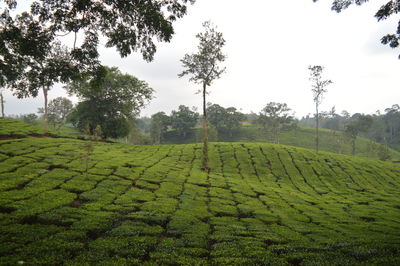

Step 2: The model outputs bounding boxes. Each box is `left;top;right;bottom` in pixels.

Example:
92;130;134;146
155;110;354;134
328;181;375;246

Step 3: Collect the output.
0;118;75;139
0;137;399;265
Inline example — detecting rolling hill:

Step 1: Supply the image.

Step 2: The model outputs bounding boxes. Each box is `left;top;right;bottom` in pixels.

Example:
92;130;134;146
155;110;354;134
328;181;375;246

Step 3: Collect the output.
162;125;400;160
0;135;399;265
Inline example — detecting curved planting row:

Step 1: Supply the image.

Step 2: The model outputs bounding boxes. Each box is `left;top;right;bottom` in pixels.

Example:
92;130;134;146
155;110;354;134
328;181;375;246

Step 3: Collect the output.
0;138;399;265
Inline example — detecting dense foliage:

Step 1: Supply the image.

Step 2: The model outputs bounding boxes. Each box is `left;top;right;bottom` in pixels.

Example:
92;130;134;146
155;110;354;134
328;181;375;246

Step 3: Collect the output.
0;136;399;264
208;104;245;137
299;104;400;151
67;66;153;139
258;102;296;144
0;0;195;90
170;105;199;138
150;112;170;144
39;97;73;130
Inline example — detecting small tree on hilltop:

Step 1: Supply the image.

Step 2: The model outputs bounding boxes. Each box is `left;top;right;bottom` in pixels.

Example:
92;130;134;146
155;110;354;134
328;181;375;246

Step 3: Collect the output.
170;105;199;138
309;65;333;153
179;21;226;172
258;102;296;144
344;114;373;155
150;112;170;144
40;97;73;130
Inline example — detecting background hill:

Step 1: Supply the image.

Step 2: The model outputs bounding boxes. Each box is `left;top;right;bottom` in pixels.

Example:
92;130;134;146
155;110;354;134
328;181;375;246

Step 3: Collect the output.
161;125;400;161
0;136;399;265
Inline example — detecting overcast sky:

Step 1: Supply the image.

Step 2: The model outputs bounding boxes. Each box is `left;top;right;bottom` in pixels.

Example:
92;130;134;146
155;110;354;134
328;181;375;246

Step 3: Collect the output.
3;0;400;118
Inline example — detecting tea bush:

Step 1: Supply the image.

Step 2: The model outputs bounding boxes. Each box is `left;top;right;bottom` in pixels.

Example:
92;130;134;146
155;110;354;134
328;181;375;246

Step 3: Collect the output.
0;138;399;264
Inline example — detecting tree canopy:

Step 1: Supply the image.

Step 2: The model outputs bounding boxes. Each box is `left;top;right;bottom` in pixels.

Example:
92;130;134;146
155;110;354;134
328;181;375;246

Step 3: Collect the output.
43;97;73;130
0;0;195;88
170;105;199;138
150;112;170;144
258;102;296;144
67;66;153;139
345;114;374;155
314;0;400;58
208;104;244;137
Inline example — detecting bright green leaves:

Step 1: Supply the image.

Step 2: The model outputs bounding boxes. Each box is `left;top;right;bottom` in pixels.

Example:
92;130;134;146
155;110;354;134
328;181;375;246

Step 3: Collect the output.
0;138;399;264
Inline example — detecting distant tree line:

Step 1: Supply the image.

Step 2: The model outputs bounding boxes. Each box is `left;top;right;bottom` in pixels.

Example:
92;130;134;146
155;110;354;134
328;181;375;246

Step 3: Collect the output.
299;105;400;152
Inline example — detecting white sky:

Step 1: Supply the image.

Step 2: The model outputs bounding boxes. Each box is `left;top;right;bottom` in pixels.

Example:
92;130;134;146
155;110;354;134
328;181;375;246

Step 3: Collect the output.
3;0;400;118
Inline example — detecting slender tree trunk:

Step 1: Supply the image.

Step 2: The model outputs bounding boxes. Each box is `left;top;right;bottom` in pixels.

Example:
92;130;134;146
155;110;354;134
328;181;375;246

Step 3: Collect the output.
43;86;49;133
202;82;209;172
352;138;356;155
315;103;319;153
0;92;4;118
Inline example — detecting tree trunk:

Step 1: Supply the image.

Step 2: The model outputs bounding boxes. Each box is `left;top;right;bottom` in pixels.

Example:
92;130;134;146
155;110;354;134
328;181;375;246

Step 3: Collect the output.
202;82;209;172
315;103;319;153
352;138;356;156
43;86;49;133
0;92;4;118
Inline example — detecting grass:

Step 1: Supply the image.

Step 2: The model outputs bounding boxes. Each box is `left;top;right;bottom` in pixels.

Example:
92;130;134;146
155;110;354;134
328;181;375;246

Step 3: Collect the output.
163;125;400;160
0;136;399;265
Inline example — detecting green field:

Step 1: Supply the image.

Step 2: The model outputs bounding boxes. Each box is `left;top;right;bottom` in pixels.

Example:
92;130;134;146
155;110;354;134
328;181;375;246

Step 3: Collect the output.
163;125;400;160
0;136;399;265
0;118;79;139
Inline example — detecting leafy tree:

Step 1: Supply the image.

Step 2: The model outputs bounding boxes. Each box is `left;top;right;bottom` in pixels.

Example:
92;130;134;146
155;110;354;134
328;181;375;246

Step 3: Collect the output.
0;0;195;89
21;113;38;126
258;102;296;144
67;66;153;139
7;41;73;132
309;65;333;152
377;144;392;161
208;104;244;137
224;107;245;137
313;0;400;58
179;21;226;171
39;97;73;130
207;104;227;133
384;104;400;142
345;114;373;155
150;112;171;144
170;105;199;138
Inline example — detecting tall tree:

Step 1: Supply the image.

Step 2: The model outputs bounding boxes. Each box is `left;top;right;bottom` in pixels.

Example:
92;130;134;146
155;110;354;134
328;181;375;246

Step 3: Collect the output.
67;66;153;139
0;0;195;89
313;0;400;58
309;65;333;152
179;21;226;171
258;102;296;144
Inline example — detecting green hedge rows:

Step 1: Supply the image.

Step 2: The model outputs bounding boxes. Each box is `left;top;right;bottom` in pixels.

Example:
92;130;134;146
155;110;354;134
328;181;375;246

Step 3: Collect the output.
0;138;399;265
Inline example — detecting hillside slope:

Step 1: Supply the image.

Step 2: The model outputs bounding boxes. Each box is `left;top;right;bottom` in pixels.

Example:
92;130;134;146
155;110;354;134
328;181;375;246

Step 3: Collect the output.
0;138;399;265
0;118;79;139
163;125;400;160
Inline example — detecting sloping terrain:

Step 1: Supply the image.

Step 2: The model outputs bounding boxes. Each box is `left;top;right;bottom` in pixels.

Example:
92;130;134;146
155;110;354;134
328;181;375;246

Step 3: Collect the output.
0;118;77;139
162;125;400;160
0;138;399;265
